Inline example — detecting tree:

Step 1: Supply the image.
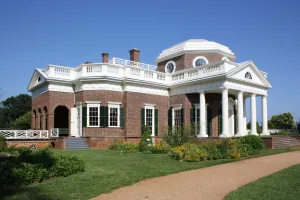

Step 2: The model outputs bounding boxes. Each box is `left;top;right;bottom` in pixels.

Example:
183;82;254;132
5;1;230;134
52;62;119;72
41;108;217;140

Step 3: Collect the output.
247;122;262;133
269;113;295;130
0;94;31;129
13;111;31;130
297;121;300;133
268;120;275;129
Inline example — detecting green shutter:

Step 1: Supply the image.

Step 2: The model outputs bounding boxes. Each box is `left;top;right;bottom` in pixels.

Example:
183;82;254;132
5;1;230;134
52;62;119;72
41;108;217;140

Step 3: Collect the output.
207;107;212;136
190;105;195;125
120;107;125;128
141;108;145;135
181;108;185;126
100;106;108;128
218;108;222;135
155;109;158;136
168;108;172;128
82;107;87;128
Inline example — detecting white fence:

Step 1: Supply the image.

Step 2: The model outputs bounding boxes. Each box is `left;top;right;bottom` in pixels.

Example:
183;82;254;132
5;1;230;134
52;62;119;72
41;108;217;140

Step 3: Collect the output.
0;129;61;139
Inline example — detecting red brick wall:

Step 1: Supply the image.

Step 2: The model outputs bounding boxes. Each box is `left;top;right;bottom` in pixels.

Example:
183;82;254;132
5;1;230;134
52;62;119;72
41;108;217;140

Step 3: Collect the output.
157;55;185;72
124;91;169;137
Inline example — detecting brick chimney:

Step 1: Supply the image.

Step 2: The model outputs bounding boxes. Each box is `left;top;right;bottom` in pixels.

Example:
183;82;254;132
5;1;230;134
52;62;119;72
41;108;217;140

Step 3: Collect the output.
129;48;140;62
102;53;109;63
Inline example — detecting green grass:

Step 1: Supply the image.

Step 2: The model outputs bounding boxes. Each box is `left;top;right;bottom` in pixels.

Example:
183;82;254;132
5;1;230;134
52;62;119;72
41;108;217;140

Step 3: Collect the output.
0;148;298;200
225;164;300;200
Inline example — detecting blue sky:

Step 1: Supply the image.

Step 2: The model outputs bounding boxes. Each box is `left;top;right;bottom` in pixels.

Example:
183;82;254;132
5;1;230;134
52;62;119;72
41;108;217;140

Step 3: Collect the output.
0;0;299;122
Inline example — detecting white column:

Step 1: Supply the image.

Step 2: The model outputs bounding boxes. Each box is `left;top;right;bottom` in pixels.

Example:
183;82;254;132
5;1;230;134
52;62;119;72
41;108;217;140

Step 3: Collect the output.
236;91;245;136
243;98;247;134
198;91;208;137
261;95;269;135
250;93;258;135
220;88;229;138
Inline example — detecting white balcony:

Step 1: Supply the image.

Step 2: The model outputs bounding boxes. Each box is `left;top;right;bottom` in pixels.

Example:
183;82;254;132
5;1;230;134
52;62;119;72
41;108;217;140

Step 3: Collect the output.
42;58;239;86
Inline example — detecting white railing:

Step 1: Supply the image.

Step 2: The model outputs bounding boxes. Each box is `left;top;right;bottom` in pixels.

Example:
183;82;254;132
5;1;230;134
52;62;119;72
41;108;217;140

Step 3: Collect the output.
42;60;238;86
109;57;157;71
50;128;59;137
0;130;49;139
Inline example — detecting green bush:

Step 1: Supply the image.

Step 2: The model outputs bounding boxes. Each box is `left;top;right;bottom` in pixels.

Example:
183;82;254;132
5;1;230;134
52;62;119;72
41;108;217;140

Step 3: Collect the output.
163;124;196;147
239;135;264;155
220;139;247;159
198;140;224;160
0;135;7;152
149;141;171;154
108;142;139;154
139;125;153;152
171;143;208;162
0;148;85;187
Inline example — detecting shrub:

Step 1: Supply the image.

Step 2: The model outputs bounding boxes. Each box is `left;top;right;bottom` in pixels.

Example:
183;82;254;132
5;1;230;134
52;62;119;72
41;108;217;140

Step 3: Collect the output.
171;143;208;162
163;124;196;147
220;139;248;159
109;142;139;154
150;141;171;154
0;148;85;187
198;140;224;160
139;125;153;152
239;135;264;155
0;135;7;152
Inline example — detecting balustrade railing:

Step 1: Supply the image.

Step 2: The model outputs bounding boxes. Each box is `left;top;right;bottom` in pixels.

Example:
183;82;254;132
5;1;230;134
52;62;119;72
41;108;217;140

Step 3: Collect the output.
0;130;49;139
109;57;157;71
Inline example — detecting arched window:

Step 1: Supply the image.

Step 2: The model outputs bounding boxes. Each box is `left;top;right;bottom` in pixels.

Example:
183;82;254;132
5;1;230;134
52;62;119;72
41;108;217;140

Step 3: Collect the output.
43;107;48;130
245;72;252;79
38;108;42;129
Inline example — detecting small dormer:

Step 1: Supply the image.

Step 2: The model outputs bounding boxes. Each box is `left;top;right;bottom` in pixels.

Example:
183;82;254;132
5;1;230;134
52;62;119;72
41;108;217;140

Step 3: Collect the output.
156;39;236;73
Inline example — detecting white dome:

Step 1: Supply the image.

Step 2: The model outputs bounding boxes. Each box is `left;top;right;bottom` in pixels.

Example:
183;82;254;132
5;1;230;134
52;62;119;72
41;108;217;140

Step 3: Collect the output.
156;39;235;63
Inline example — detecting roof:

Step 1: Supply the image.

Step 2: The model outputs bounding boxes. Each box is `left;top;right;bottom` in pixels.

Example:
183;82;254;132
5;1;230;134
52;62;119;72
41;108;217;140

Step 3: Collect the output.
156;39;235;63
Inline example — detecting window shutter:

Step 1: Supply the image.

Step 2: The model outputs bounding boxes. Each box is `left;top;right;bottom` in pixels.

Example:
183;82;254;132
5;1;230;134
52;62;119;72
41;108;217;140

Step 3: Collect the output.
141;108;145;135
207;107;212;136
181;108;185;126
155;109;158;136
190;106;195;124
100;106;108;128
218;108;222;135
120;107;125;128
82;107;87;128
168;108;172;128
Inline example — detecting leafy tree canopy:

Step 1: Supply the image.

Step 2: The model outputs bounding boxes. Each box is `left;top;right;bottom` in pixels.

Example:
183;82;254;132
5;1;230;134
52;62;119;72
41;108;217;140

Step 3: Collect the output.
269;112;295;130
0;94;31;129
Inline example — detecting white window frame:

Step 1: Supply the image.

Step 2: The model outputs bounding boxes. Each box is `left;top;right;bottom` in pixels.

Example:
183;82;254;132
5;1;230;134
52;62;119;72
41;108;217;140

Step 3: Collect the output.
172;106;182;127
165;61;176;73
87;103;101;127
193;56;209;67
108;102;121;128
144;105;155;136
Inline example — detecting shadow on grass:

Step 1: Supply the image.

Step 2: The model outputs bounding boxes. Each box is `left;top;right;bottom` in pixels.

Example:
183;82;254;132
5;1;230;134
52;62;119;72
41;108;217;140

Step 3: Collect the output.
0;186;60;200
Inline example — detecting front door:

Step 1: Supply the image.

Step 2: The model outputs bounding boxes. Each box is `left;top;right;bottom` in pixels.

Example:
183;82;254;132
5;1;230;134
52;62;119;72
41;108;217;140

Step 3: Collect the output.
70;108;78;137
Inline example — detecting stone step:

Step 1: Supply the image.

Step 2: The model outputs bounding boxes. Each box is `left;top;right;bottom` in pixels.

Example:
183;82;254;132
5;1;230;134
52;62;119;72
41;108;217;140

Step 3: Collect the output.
66;137;89;149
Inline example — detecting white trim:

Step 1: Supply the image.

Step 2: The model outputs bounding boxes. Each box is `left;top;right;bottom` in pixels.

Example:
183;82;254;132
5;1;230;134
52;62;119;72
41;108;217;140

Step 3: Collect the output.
193;56;209;67
87;103;101;127
172;107;182;127
85;101;101;104
108;103;120;128
144;103;156;107
108;101;122;105
222;57;230;61
165;61;176;73
171;104;182;108
144;105;155;136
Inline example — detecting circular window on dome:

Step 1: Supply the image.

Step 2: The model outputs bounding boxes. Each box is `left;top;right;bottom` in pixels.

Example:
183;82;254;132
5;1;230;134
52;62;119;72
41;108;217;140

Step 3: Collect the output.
193;56;209;67
165;61;176;73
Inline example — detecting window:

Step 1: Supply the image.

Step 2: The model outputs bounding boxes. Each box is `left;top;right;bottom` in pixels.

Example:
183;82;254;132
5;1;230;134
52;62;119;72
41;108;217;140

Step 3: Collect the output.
145;106;155;136
173;107;182;127
165;61;176;73
245;72;252;79
193;56;209;67
108;103;120;127
87;104;100;127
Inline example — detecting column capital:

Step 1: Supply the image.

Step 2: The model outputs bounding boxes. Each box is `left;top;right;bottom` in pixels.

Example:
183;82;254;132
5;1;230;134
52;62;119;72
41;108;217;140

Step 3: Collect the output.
220;86;228;91
251;93;256;97
199;90;205;94
237;90;244;94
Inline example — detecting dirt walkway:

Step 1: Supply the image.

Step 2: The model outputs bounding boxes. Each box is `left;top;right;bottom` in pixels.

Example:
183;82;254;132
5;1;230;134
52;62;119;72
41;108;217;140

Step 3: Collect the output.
92;151;300;200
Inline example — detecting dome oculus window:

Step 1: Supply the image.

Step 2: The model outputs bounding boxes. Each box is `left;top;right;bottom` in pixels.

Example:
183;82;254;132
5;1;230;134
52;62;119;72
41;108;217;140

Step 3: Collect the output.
193;56;209;67
165;61;176;73
245;72;252;79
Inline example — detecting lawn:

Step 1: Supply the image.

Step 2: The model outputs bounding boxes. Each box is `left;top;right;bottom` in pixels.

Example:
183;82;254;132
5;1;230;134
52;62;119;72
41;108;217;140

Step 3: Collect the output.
0;148;297;200
225;164;300;200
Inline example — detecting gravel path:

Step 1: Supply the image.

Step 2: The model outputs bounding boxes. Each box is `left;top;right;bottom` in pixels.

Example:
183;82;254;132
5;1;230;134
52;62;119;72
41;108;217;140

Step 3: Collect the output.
92;151;300;200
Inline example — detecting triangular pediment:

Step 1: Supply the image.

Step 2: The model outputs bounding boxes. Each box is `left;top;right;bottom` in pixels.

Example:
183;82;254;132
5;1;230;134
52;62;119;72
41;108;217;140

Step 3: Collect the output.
27;69;48;91
227;61;272;88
